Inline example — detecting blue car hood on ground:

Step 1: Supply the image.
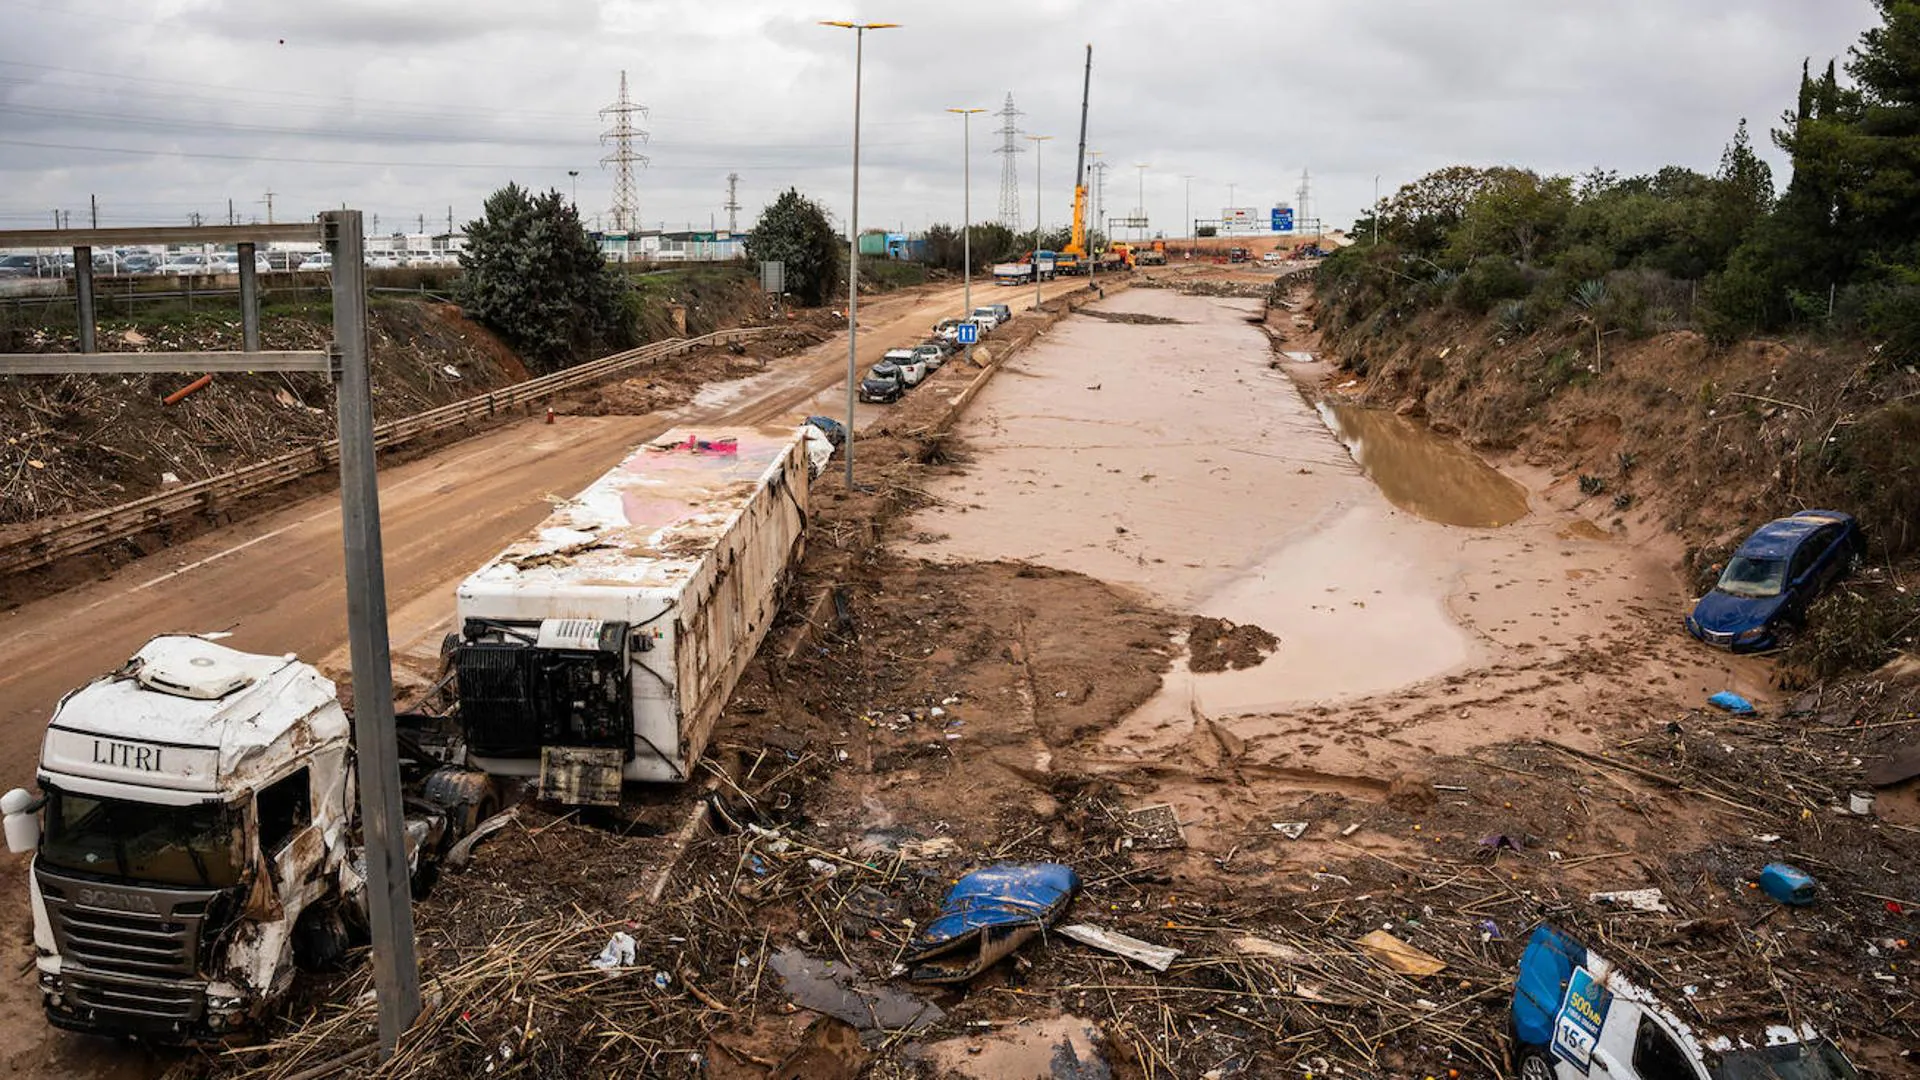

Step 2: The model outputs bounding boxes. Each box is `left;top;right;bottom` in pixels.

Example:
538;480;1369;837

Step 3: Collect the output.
1691;589;1786;635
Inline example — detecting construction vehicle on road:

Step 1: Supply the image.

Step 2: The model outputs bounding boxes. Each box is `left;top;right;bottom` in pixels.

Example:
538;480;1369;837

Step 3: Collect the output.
1055;45;1095;277
1136;240;1167;266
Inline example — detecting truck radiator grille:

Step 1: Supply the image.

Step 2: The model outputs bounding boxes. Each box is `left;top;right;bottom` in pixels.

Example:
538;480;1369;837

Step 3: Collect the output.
36;866;217;1025
458;644;540;755
458;643;630;757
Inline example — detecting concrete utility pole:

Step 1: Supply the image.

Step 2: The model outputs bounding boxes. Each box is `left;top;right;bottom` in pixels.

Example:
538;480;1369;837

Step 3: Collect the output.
724;172;741;233
89;194;97;229
262;190;275;225
1134;163;1148;242
1373;174;1381;243
1183;174;1193;244
1027;134;1052;312
820;20;900;489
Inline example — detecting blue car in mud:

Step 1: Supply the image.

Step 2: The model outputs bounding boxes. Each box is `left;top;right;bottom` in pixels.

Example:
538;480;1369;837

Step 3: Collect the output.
1685;510;1864;652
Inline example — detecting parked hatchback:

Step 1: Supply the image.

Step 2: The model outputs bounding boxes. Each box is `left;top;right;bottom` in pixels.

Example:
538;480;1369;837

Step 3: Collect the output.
1686;510;1863;651
859;362;904;404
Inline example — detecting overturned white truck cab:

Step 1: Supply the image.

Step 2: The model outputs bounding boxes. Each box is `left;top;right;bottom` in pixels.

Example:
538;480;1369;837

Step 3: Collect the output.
1;636;489;1040
452;427;810;802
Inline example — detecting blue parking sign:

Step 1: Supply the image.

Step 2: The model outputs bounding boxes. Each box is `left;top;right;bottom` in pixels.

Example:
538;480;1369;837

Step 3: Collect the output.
956;322;979;345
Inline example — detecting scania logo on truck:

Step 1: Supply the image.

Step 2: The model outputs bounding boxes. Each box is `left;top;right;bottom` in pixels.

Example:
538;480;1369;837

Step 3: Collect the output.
76;888;158;914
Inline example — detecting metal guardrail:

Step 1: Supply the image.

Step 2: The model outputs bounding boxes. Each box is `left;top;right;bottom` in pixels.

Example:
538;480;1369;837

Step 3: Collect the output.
0;325;771;577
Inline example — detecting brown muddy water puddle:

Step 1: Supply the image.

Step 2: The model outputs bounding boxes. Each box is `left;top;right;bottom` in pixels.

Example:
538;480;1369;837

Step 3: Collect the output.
1315;400;1529;528
900;288;1648;765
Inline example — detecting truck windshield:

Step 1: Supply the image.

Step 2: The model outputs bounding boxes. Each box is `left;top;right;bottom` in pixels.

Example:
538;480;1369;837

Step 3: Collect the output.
39;788;245;889
1717;556;1787;598
1714;1040;1859;1079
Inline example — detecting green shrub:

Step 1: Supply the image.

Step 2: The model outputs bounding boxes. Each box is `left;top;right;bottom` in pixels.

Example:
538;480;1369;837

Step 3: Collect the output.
1783;582;1920;677
1451;256;1531;314
1815;402;1920;553
1862;283;1920;364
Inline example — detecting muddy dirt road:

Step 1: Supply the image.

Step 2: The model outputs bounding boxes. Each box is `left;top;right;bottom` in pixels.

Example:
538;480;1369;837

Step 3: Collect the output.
0;274;1095;1079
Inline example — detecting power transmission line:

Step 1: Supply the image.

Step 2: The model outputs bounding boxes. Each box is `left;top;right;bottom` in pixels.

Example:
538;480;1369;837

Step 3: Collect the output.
599;70;650;234
993;92;1024;232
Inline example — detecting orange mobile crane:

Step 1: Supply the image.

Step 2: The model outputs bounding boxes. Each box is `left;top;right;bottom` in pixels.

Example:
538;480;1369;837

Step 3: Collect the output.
1057;45;1093;276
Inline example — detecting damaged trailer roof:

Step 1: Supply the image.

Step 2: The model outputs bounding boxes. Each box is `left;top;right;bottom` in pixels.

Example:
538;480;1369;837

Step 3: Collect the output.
462;426;804;592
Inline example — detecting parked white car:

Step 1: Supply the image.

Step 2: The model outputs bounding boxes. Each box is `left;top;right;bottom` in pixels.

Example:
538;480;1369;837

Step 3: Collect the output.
298;252;333;272
156;254;214;276
210;254;272;275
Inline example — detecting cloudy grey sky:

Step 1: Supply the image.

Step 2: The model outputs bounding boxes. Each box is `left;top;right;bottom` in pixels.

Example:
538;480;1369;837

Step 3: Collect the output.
0;0;1877;240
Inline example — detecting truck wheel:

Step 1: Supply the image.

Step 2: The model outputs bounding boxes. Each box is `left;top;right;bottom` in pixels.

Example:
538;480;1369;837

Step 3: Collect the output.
1515;1044;1556;1080
293;905;351;972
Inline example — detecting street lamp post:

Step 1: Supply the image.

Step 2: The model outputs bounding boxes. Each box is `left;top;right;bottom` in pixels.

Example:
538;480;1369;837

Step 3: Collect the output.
1183;174;1193;249
1134;163;1148;243
820;19;899;488
568;170;580;209
1373;174;1381;244
1026;133;1052;313
947;106;984;363
1087;149;1103;288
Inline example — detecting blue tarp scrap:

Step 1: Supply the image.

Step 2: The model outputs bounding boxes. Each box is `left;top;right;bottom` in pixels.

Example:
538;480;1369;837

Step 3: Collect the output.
904;863;1079;984
1708;691;1757;715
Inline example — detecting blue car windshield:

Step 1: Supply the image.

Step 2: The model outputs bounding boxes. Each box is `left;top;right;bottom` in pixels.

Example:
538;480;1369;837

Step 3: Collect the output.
1718;556;1787;599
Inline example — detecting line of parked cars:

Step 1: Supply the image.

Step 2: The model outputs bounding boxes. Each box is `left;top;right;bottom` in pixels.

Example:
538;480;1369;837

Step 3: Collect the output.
859;303;1013;405
0;248;454;279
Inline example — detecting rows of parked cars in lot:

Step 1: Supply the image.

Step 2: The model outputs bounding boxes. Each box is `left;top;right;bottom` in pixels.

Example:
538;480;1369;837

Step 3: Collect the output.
0;248;452;279
858;302;1013;405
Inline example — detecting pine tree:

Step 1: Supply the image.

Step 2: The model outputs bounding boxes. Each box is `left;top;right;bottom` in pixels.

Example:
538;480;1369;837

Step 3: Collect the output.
457;184;632;372
744;190;841;307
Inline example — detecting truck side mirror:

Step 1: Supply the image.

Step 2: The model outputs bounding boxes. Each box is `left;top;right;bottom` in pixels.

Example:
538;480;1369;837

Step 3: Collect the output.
3;788;42;854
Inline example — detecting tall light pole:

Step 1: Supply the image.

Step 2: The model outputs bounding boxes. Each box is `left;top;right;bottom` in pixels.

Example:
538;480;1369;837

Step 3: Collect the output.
820;19;900;488
1183;174;1194;248
1026;133;1052;313
948;106;984;359
1134;163;1148;242
568;170;580;209
1086;149;1101;293
1373;174;1381;244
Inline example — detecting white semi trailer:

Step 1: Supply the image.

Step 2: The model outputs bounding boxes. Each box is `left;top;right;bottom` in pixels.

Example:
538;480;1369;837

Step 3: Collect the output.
450;426;810;803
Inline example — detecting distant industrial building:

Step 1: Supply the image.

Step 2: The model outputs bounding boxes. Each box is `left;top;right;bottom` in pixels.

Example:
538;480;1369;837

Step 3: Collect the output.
596;229;747;263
